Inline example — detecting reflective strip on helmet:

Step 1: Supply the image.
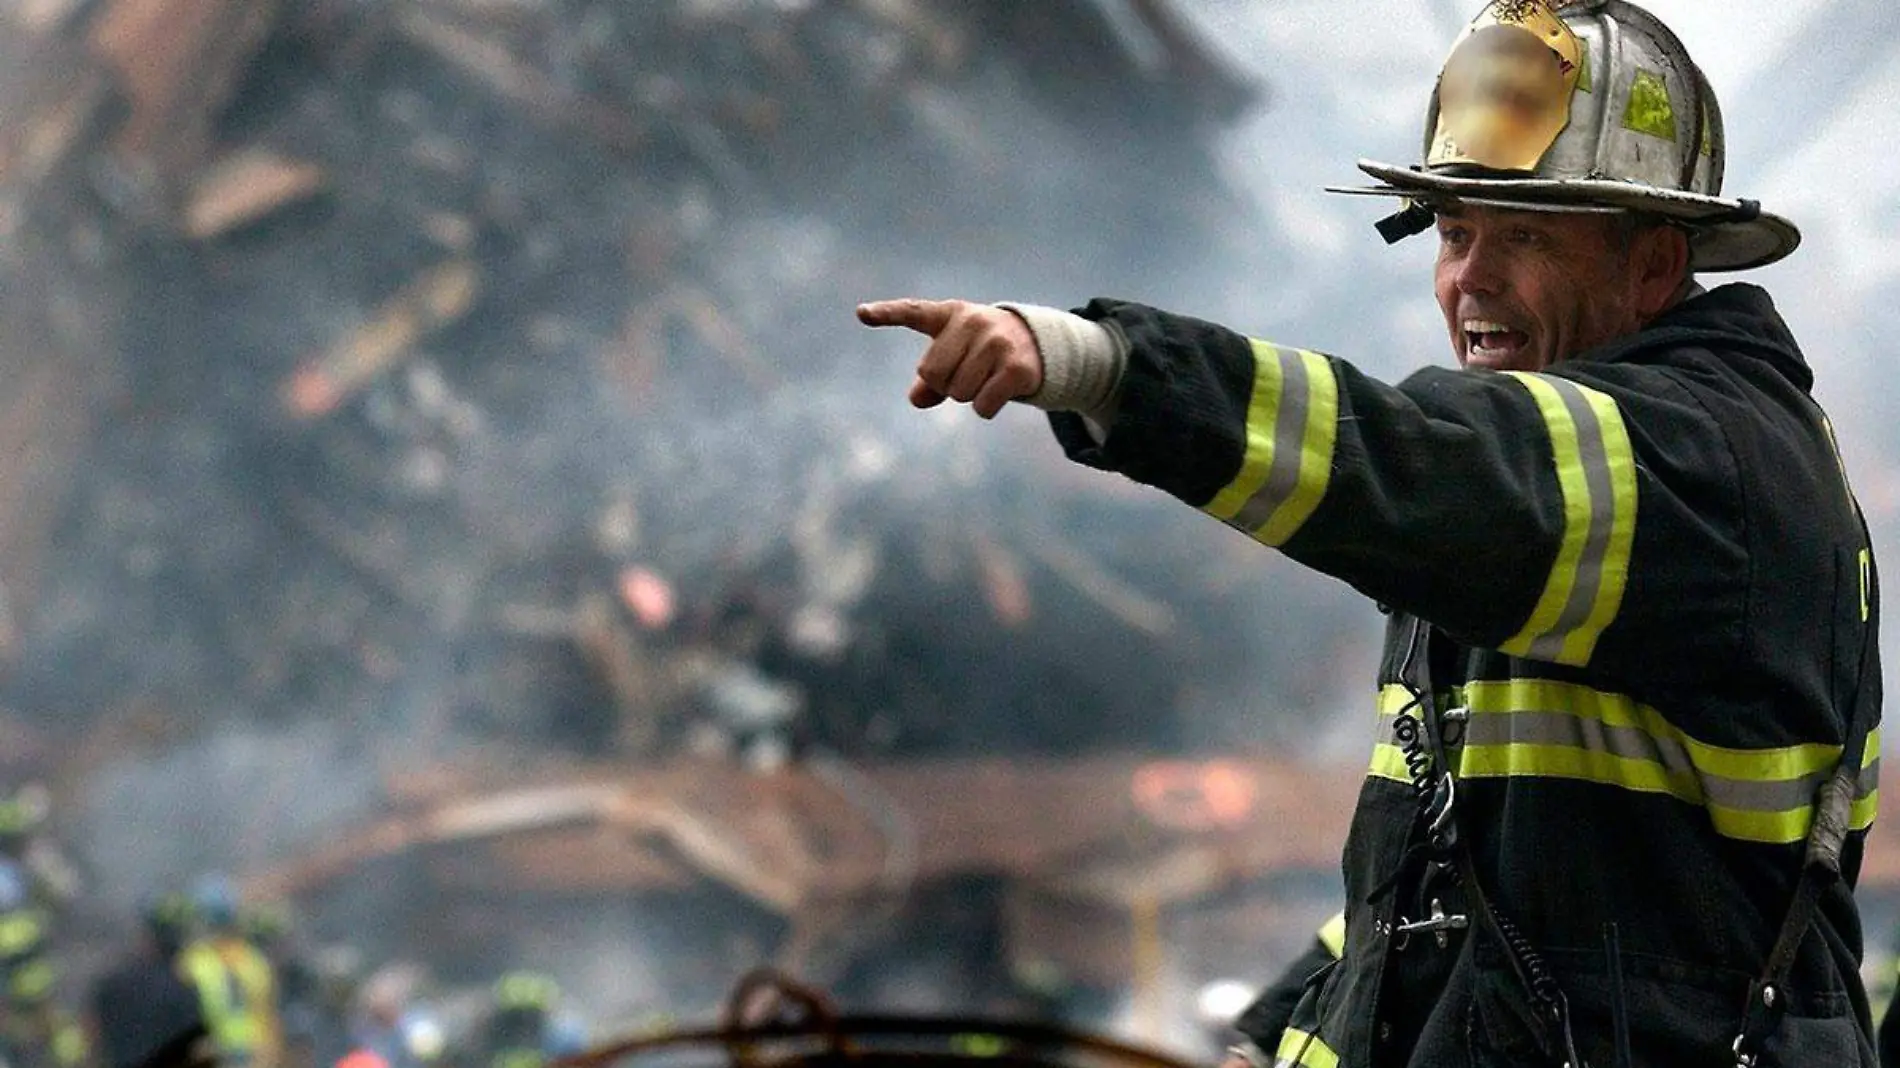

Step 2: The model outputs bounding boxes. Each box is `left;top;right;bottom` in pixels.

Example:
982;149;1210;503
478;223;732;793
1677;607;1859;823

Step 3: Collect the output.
1316;910;1347;959
1622;68;1677;141
1496;372;1635;667
1368;681;1881;845
1272;1028;1339;1068
1202;341;1337;547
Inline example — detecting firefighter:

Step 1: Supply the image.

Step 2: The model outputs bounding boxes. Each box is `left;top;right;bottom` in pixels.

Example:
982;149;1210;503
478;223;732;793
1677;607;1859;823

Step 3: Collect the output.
243;901;323;1068
0;785;80;909
1876;926;1900;1068
89;893;205;1068
0;855;87;1068
0;786;88;1068
860;1;1878;1063
179;876;282;1068
470;973;584;1068
144;892;196;963
346;963;435;1068
0;855;83;1068
1223;912;1345;1068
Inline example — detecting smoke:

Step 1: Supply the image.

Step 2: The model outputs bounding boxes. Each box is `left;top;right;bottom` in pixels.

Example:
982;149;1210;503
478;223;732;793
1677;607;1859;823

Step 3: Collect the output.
19;0;1899;1043
0;0;1370;1031
78;719;388;910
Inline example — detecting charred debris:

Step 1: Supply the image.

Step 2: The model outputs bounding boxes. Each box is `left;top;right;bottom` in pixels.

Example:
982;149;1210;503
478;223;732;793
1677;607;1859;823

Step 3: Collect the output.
0;0;1303;764
0;0;1413;1035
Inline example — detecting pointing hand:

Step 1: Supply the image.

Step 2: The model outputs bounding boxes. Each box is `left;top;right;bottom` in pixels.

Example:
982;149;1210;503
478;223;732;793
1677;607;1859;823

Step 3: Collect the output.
857;298;1044;420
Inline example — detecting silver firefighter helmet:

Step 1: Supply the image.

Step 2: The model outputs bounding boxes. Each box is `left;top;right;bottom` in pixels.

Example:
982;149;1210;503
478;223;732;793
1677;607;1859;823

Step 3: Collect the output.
1330;0;1798;271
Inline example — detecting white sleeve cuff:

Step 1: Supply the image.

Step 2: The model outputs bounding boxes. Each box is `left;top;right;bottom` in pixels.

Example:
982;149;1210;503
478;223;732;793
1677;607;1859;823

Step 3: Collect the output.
996;302;1128;427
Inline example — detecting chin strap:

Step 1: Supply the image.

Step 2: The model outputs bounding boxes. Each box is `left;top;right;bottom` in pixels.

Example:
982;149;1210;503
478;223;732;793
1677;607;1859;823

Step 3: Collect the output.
1375;201;1437;244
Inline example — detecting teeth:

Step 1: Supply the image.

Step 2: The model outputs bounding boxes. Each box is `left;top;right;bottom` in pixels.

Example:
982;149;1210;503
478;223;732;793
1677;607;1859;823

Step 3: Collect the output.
1463;319;1515;334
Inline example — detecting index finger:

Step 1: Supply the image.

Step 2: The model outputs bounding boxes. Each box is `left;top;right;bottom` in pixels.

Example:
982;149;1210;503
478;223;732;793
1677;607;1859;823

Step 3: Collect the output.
856;298;957;336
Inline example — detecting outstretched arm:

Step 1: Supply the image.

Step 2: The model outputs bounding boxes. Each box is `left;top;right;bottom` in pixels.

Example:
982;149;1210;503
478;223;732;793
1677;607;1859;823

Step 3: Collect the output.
857;299;1126;424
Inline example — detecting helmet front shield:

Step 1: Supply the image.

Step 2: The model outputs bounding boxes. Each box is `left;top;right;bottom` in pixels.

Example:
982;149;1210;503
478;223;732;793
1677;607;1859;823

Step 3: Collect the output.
1326;0;1800;271
1427;2;1582;172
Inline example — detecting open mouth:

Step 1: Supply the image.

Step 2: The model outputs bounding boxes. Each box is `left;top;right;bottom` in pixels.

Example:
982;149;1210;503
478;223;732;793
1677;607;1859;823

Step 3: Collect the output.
1463;318;1531;364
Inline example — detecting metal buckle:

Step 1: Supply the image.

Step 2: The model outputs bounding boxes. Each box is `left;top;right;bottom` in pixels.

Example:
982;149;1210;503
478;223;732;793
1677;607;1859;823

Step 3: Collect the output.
1394;898;1469;950
1731;981;1779;1067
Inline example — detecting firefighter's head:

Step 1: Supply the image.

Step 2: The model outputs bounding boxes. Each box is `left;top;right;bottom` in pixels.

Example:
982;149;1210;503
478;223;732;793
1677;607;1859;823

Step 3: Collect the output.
491;971;561;1044
140;890;194;957
1330;1;1795;366
1432;203;1688;372
190;872;240;931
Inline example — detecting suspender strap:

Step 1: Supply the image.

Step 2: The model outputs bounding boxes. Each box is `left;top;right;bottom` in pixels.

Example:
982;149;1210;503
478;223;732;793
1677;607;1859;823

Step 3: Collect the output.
1733;531;1879;1067
1731;742;1868;1066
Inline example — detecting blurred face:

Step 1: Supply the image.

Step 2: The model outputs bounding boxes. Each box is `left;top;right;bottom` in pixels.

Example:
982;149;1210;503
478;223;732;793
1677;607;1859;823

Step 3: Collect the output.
1436;25;1575;171
1433;205;1687;372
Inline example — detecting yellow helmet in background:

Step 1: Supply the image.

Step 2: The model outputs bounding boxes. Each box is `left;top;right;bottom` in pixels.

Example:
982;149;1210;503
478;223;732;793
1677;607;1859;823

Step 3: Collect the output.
493;971;560;1012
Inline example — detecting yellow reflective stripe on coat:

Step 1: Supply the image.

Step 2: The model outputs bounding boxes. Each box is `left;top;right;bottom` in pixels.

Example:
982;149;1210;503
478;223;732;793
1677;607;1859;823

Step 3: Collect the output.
52;1018;89;1067
8;955;55;1001
1498;373;1637;666
181;938;273;1054
1369;681;1879;845
494;1051;549;1068
1272;1028;1339;1068
1203;341;1337;547
1316;910;1347;959
0;908;45;955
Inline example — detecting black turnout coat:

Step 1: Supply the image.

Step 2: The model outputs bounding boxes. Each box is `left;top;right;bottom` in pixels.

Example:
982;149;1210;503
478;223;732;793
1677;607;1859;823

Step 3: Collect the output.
1050;284;1881;1067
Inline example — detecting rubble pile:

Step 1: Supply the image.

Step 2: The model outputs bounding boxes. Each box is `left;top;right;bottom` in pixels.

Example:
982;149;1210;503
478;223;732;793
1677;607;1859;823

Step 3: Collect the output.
4;0;1374;772
0;0;1402;1034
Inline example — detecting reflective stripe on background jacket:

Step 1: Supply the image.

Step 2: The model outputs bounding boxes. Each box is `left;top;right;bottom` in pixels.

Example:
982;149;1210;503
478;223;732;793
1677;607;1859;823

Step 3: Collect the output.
180;936;278;1066
1048;283;1881;1067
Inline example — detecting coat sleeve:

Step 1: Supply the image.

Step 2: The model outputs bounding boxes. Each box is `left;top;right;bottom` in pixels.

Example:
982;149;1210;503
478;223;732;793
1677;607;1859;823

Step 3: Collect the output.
1046;298;1755;683
1231;911;1346;1051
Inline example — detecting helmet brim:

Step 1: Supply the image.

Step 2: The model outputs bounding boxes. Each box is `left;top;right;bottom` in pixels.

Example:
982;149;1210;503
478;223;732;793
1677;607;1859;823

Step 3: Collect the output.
1328;158;1800;271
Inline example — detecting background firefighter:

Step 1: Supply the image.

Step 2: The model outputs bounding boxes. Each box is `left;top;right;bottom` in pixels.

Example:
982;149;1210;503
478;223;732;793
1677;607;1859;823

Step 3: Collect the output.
180;877;283;1068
